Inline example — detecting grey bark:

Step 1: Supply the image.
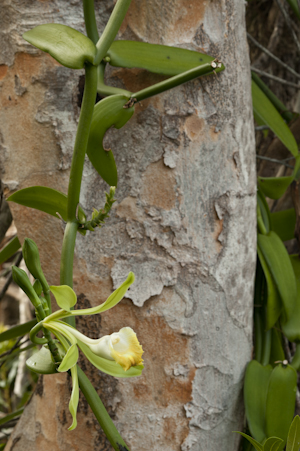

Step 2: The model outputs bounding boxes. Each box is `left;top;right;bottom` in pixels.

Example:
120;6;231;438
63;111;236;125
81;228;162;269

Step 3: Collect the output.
0;0;256;450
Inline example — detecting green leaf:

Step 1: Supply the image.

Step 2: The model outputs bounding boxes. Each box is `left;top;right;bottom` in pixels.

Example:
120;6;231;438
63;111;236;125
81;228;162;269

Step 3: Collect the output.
265;364;297;445
286;0;300;20
281;255;300;342
258;232;297;321
0;236;21;265
252;72;294;123
244;360;272;443
0;407;24;427
26;344;58;374
234;432;263;451
0;319;37;343
270;209;296;241
286;415;300;451
7;186;68;221
258;156;300;200
106;40;225;76
50;285;77;311
258;176;294;200
68;365;79;430
263;437;284;451
257;190;271;234
69;271;135;317
23;24;96;69
87;95;134;186
252;80;298;157
269;328;285;366
257;246;282;330
57;344;78;372
78;340;143;378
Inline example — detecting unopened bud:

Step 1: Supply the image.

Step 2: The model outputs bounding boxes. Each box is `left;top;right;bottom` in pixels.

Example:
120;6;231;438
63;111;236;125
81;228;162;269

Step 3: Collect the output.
33;279;43;296
23;238;49;292
12;266;40;308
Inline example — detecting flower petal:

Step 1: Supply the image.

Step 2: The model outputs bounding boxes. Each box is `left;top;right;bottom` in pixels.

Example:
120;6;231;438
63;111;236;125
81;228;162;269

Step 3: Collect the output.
78;340;143;378
68;365;79;431
50;285;77;311
57;344;78;372
69;272;135;316
89;327;143;371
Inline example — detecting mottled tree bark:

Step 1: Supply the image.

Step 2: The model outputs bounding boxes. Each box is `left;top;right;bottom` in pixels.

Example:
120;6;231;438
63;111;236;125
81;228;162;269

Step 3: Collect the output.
0;0;256;450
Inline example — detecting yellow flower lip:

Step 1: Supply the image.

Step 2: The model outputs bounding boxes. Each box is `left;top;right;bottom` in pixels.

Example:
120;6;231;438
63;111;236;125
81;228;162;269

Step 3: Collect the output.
88;327;143;371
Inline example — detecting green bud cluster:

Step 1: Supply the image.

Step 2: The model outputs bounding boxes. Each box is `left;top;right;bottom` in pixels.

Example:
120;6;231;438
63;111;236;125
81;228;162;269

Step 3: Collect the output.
79;186;116;232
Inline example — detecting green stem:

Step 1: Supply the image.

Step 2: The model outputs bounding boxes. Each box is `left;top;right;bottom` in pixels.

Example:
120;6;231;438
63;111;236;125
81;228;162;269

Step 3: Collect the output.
83;0;99;44
77;366;130;451
60;221;78;287
67;64;97;221
60;221;78;327
94;0;132;66
132;63;215;102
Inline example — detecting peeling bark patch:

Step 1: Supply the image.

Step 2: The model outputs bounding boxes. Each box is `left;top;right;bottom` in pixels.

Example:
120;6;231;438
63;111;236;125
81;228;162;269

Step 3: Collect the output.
141;159;176;210
111;258;179;306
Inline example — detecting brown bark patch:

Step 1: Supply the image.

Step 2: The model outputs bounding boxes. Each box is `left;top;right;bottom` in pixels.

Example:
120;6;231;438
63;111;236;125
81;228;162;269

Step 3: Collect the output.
102;299;194;408
116;196;144;222
184;115;205;141
0;65;8;81
141;159;176;210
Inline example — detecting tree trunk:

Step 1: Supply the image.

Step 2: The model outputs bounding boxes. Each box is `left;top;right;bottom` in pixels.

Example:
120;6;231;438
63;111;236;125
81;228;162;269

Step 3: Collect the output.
0;0;256;450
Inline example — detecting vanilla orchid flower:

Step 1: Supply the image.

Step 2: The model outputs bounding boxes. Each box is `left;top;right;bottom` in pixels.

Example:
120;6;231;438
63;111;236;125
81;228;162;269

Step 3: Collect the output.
28;272;144;430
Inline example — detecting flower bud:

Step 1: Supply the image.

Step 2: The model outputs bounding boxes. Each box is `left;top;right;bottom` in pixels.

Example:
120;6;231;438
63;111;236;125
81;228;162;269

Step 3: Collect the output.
33;279;43;296
23;238;49;292
12;266;41;308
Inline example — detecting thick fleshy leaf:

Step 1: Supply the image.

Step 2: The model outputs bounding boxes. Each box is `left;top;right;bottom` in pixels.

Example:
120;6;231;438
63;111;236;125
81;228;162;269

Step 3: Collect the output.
244;360;272;443
270;209;296;242
257;246;282;330
263;437;284;451
106;40;225;76
259;156;300;200
7;186;68;221
258;176;294;200
57;344;78;372
269;328;285;366
78;340;143;377
87;95;134;186
0;236;21;265
23;24;96;69
286;415;300;451
234;432;263;451
281;255;300;342
26;344;57;374
265;364;297;444
258;232;297;321
70;271;135;317
50;285;77;311
252;80;298;156
68;365;79;430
